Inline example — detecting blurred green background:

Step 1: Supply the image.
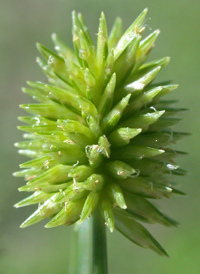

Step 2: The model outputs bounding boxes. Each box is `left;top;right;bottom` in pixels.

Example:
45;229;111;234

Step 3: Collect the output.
0;0;199;273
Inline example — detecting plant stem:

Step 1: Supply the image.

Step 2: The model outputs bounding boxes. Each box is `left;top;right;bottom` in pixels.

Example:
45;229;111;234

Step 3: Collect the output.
92;209;108;274
69;219;91;274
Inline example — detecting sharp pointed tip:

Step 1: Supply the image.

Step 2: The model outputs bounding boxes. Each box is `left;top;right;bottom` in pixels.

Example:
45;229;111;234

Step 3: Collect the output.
100;11;105;17
36;42;40;48
72;10;76;18
45;222;56;228
163;250;170;258
77;218;84;225
109;227;114;233
51;33;56;39
20;222;28;228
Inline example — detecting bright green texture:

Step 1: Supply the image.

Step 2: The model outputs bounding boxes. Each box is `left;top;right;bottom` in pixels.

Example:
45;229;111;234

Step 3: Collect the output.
14;8;187;257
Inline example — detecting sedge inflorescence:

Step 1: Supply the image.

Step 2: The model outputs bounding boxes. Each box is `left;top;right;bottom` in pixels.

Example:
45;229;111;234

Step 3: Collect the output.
14;9;187;256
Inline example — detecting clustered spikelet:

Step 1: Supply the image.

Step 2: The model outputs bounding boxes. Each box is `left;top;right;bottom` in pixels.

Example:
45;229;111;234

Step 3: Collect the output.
14;9;188;256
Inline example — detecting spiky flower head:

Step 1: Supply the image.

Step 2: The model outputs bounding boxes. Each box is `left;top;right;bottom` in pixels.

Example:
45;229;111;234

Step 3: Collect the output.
14;9;187;256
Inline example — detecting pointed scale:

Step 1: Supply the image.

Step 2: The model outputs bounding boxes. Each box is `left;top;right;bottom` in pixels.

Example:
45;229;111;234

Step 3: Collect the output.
77;12;94;46
133;29;160;71
101;94;131;134
113;34;141;87
14;191;52;208
123;190;178;226
51;33;76;61
97;12;108;74
79;30;96;73
98;73;116;118
114;208;169;257
111;145;165;160
116;66;162;103
119;110;165;131
45;197;86;228
114;8;148;59
108;127;142;147
107;183;127;209
79;192;100;223
100;197;115;232
106;160;137;179
36;43;71;86
108;17;123;49
117;176;172;198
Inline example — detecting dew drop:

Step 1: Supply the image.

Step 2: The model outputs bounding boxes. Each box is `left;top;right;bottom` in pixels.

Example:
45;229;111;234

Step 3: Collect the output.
48;55;54;65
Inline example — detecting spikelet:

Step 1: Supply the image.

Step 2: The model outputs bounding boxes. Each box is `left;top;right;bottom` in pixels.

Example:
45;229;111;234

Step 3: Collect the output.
14;9;188;256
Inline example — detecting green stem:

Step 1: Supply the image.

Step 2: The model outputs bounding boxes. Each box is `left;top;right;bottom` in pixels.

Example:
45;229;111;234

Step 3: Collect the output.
92;209;108;274
69;219;91;274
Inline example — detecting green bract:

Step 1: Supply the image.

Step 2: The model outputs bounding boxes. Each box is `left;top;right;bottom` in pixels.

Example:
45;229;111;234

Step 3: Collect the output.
14;9;187;257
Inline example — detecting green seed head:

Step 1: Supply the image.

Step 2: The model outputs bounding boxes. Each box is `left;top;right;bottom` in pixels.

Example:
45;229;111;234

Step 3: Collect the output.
14;8;187;256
